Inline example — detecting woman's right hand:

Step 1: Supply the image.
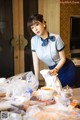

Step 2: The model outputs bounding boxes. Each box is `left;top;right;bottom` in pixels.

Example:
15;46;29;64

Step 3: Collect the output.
48;68;58;76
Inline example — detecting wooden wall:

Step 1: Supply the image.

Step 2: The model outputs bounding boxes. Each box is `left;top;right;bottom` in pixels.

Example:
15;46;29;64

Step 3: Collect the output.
60;0;80;57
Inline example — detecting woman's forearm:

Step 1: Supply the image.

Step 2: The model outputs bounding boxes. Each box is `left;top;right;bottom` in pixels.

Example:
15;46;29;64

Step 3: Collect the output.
32;52;39;79
55;58;66;72
33;61;39;79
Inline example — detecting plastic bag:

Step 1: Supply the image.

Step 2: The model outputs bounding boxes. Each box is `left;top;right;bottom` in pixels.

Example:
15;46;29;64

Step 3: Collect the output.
26;71;39;91
40;69;62;93
61;85;73;100
8;71;39;97
23;105;41;120
8;79;27;96
9;112;23;120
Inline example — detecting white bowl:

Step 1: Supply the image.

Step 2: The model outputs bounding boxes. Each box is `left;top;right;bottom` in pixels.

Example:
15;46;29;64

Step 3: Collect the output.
36;87;54;100
41;87;54;95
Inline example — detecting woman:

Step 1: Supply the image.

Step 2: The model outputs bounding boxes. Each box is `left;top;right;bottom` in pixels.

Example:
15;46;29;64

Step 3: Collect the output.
27;14;76;87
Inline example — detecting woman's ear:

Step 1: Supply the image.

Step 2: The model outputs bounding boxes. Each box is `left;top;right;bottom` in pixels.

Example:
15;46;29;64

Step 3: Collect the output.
42;20;46;28
43;24;46;27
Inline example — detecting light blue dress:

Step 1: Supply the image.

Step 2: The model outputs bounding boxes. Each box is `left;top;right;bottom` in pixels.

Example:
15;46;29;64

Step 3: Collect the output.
31;33;76;87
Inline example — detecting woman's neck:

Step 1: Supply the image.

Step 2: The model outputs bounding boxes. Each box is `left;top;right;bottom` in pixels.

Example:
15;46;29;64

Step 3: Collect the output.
41;31;49;39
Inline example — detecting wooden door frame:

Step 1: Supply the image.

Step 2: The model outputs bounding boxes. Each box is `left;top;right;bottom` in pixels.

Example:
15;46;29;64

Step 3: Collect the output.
12;0;24;75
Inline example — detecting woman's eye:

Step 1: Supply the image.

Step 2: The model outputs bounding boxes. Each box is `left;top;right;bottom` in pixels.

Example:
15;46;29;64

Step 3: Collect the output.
35;22;39;26
36;23;39;26
31;26;34;29
31;22;40;30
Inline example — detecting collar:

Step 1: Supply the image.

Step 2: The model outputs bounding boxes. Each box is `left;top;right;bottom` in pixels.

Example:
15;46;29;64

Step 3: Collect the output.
41;33;55;46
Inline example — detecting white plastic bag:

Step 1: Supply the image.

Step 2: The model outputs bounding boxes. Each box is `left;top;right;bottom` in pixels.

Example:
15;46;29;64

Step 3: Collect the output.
40;69;62;93
26;71;39;91
8;79;27;96
8;71;39;97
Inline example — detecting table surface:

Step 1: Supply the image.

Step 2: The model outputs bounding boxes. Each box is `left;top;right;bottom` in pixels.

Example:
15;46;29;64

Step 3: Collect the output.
73;87;80;100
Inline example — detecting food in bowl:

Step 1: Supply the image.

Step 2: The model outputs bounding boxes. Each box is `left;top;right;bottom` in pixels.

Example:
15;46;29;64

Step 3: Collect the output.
41;87;53;90
41;86;58;96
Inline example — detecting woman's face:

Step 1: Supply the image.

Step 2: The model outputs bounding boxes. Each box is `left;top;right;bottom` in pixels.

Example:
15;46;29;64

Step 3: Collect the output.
31;21;46;36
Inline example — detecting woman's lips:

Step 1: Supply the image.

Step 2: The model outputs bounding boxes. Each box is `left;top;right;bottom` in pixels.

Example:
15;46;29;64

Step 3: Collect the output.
36;31;40;35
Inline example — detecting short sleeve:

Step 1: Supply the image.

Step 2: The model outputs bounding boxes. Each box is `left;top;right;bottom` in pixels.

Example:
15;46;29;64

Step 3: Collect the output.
56;35;65;52
31;37;36;52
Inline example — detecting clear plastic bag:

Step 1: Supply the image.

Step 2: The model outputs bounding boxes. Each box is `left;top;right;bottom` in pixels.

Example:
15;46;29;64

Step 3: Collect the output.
8;79;27;96
40;69;62;93
9;112;23;120
8;71;39;97
26;71;39;91
61;85;73;100
23;105;41;120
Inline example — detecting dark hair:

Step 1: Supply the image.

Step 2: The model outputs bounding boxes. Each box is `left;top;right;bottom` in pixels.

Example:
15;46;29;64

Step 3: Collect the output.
27;14;46;36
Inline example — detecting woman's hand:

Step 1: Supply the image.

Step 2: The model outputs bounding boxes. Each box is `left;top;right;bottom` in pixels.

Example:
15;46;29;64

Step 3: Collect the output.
48;68;58;76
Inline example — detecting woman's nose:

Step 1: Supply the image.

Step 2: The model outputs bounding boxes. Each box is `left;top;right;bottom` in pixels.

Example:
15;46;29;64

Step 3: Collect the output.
34;27;38;31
